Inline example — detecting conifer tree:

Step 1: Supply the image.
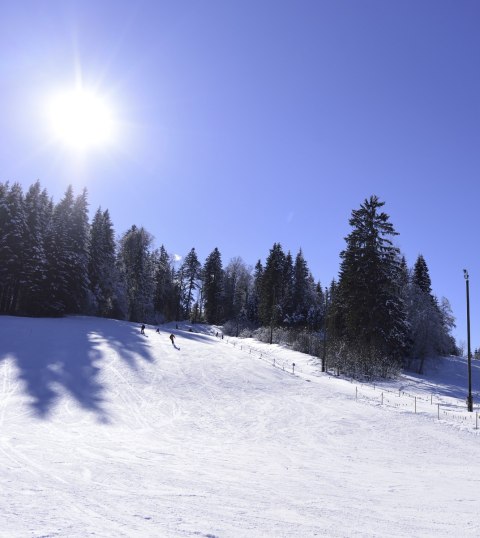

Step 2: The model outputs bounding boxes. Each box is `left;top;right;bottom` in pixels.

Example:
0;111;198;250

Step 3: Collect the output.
0;182;27;313
88;207;117;317
337;195;408;374
249;260;263;324
281;251;295;323
43;185;75;314
259;243;287;326
406;255;456;371
68;188;90;312
117;225;154;322
179;247;201;319
412;255;432;296
153;245;178;322
288;249;319;328
19;181;52;315
203;247;224;324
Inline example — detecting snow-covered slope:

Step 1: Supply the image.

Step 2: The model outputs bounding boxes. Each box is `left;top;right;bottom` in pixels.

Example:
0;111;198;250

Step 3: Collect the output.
0;316;479;538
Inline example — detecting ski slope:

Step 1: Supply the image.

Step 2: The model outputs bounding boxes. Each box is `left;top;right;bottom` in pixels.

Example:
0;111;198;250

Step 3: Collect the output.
0;316;479;537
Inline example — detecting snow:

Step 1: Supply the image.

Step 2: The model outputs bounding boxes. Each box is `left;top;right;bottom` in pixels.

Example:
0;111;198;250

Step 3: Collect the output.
1;315;480;537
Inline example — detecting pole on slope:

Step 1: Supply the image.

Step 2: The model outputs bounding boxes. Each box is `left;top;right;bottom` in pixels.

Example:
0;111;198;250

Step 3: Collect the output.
464;270;474;412
321;288;328;372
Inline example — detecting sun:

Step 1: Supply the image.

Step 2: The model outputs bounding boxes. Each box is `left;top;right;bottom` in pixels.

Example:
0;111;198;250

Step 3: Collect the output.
47;87;116;151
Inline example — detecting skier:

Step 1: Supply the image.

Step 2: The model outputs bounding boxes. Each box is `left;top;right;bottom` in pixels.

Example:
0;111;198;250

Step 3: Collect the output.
169;333;175;346
140;324;145;335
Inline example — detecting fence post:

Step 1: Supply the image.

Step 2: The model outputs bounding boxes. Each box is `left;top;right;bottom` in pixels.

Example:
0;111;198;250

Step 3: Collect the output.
356;386;358;400
476;412;478;430
415;397;417;414
437;403;440;420
273;358;275;367
381;392;383;405
292;362;295;374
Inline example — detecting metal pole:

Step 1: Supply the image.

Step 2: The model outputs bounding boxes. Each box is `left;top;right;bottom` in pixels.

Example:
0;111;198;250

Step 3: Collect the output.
464;269;474;412
322;288;328;372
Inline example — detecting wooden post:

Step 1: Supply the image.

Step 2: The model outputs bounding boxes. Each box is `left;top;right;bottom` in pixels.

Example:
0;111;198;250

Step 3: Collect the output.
292;363;295;374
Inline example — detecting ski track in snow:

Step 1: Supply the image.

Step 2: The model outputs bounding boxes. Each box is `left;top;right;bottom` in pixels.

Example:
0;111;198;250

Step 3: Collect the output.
0;316;480;537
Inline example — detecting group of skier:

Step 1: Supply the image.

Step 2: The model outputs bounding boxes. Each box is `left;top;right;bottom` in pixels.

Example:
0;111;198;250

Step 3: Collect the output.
140;323;176;347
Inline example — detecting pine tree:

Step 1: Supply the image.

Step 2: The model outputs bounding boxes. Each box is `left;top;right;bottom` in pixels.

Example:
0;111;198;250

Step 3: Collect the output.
412;255;433;296
0;182;27;313
203;247;224;324
179;248;201;319
259;243;287;327
337;195;408;375
306;281;324;331
406;255;457;371
288;249;319;328
152;245;173;321
88;207;117;317
68;188;90;312
43;185;75;314
281;251;294;323
18;181;52;315
117;225;154;322
248;260;263;324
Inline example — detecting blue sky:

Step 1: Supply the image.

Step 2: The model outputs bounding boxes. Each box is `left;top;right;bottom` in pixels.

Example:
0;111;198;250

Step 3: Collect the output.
1;1;479;348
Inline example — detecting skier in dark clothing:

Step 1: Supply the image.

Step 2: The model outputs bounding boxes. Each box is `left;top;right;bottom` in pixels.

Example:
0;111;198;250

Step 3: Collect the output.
169;333;175;345
140;324;145;335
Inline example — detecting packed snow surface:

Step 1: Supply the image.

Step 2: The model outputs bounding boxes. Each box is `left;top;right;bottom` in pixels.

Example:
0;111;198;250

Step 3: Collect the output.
1;316;480;537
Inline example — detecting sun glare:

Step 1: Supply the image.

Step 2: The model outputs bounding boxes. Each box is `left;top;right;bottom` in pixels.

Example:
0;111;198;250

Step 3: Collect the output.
47;88;116;151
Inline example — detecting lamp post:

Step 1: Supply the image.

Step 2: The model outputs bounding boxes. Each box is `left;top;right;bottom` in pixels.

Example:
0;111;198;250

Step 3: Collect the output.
464;269;473;412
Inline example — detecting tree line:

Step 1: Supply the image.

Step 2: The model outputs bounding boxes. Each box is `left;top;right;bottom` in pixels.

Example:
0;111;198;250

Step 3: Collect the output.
0;181;457;377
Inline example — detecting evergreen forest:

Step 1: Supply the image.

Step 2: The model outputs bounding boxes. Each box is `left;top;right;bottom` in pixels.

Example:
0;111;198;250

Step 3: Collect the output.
0;181;457;378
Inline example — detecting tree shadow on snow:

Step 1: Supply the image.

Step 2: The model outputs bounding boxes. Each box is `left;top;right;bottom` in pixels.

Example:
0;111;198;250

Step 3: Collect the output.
172;329;215;345
0;316;154;421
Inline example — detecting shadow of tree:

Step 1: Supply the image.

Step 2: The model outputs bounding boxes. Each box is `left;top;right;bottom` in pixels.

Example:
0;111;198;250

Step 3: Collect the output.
401;357;480;401
0;316;155;420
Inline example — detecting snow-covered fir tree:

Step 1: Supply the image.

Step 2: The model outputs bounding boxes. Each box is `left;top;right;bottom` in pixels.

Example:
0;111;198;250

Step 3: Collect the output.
258;243;287;327
19;181;52;315
0;182;27;314
88;207;118;317
116;225;154;322
153;245;178;322
335;195;409;377
178;247;201;319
